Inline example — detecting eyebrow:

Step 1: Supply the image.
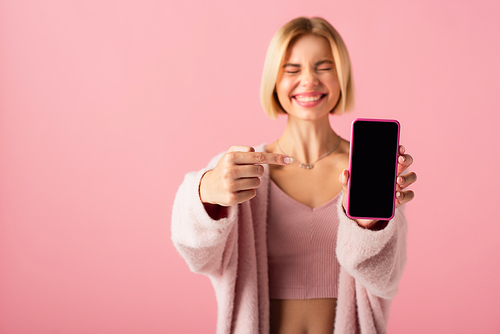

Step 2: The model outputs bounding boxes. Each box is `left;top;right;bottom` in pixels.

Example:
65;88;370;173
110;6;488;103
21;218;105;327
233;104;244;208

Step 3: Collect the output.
282;60;334;68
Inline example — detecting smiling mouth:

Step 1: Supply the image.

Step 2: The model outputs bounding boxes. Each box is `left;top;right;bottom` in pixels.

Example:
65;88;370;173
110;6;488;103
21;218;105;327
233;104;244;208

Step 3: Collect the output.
293;94;326;102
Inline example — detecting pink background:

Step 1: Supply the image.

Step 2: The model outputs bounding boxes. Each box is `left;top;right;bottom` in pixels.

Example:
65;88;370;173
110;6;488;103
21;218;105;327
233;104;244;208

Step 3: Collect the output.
1;0;499;333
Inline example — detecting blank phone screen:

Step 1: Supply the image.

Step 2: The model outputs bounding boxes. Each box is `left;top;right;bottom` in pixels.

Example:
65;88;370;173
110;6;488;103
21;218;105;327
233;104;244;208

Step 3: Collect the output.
347;120;400;219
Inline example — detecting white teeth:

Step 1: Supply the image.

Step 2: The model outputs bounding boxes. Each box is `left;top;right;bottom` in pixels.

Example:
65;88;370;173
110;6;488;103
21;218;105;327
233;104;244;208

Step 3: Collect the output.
295;95;322;102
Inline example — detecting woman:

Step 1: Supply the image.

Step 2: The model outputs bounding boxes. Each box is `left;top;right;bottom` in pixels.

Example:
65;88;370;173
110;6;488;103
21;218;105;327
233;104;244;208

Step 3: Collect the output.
172;16;416;334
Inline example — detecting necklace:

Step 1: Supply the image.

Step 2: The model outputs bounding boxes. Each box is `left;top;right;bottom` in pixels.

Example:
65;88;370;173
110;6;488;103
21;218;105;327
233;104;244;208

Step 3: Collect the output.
276;135;342;169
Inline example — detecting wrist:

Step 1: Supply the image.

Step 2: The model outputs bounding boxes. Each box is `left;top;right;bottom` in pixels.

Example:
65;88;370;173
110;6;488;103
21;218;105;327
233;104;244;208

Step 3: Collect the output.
199;170;213;204
199;170;226;219
341;203;389;230
366;220;389;231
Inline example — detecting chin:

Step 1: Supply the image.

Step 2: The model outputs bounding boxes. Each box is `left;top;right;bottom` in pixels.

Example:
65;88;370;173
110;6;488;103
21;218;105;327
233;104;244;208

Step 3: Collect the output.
288;108;331;122
291;115;329;123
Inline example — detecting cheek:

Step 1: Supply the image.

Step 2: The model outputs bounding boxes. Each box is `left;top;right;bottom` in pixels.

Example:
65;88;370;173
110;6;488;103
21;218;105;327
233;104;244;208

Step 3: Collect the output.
276;78;295;101
326;74;341;91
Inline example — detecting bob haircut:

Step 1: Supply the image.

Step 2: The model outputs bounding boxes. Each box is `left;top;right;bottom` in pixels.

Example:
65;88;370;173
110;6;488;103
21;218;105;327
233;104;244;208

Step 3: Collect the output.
260;17;355;119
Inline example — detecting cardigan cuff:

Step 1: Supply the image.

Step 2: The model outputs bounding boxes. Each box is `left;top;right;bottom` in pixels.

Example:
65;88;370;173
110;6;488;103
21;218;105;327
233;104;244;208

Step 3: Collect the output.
336;194;402;263
188;168;238;229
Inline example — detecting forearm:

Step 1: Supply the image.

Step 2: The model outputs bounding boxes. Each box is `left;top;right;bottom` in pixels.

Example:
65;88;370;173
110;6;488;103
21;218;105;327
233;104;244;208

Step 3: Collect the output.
171;169;238;274
336;202;408;299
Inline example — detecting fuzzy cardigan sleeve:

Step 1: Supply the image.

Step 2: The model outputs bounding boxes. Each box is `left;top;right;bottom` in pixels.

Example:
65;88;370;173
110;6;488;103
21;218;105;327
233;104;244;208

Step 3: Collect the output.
171;152;239;276
335;200;407;300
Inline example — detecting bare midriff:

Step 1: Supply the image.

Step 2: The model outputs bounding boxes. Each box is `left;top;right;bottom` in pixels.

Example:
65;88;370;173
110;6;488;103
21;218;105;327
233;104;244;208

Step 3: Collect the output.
269;298;337;334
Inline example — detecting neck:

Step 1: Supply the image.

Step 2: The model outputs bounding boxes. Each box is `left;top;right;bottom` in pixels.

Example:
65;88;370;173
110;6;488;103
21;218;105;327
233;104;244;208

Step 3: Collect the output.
278;114;339;164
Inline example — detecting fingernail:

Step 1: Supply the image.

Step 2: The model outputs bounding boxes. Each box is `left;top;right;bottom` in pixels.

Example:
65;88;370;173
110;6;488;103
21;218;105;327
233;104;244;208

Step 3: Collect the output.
399;156;405;163
398;176;403;184
284;157;293;164
396;191;402;197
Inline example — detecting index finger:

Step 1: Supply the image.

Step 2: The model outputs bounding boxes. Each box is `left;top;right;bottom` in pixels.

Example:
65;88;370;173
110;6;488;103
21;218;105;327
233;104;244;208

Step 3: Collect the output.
230;151;293;166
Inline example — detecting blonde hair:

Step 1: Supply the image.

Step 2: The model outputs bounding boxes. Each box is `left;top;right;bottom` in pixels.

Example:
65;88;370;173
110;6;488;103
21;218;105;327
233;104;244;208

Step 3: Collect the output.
260;17;355;119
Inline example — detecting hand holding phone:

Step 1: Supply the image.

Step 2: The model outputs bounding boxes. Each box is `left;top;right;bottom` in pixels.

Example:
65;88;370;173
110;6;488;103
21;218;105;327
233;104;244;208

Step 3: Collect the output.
338;118;417;228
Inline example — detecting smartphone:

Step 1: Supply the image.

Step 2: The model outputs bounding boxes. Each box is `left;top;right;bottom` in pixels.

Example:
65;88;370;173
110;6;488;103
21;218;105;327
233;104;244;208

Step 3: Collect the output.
346;118;400;220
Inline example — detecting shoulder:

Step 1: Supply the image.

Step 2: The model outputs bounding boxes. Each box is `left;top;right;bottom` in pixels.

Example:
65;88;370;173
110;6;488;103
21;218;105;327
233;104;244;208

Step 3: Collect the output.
328;137;350;170
339;136;350;155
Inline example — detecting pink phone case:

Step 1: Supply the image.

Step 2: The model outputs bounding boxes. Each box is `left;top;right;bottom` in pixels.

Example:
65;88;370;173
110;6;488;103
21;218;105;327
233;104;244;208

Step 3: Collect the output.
346;118;401;221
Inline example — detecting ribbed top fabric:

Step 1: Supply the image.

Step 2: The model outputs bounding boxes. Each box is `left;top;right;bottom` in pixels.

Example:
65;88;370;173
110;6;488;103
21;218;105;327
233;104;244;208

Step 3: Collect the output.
267;179;341;299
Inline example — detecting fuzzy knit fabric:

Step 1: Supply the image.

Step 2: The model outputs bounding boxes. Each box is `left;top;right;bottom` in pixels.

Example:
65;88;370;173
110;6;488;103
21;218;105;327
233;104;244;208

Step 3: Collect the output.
171;144;408;334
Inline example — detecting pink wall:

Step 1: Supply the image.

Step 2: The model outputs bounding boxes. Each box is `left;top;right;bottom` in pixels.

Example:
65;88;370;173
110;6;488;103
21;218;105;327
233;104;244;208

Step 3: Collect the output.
1;0;499;333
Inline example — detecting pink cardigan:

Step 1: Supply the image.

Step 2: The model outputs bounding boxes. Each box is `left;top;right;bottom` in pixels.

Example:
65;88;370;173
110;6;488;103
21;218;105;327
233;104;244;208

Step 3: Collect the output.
171;144;408;334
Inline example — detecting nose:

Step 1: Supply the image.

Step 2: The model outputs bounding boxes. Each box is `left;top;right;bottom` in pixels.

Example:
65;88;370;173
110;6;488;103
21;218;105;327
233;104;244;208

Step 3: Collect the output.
300;68;318;88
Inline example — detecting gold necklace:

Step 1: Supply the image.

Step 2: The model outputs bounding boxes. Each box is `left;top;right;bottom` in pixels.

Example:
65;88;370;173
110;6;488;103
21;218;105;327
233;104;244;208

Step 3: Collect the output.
276;135;342;169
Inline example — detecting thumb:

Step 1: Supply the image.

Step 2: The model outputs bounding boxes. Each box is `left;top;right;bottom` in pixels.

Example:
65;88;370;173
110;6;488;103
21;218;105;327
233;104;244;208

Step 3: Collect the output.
339;169;349;213
338;169;349;187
